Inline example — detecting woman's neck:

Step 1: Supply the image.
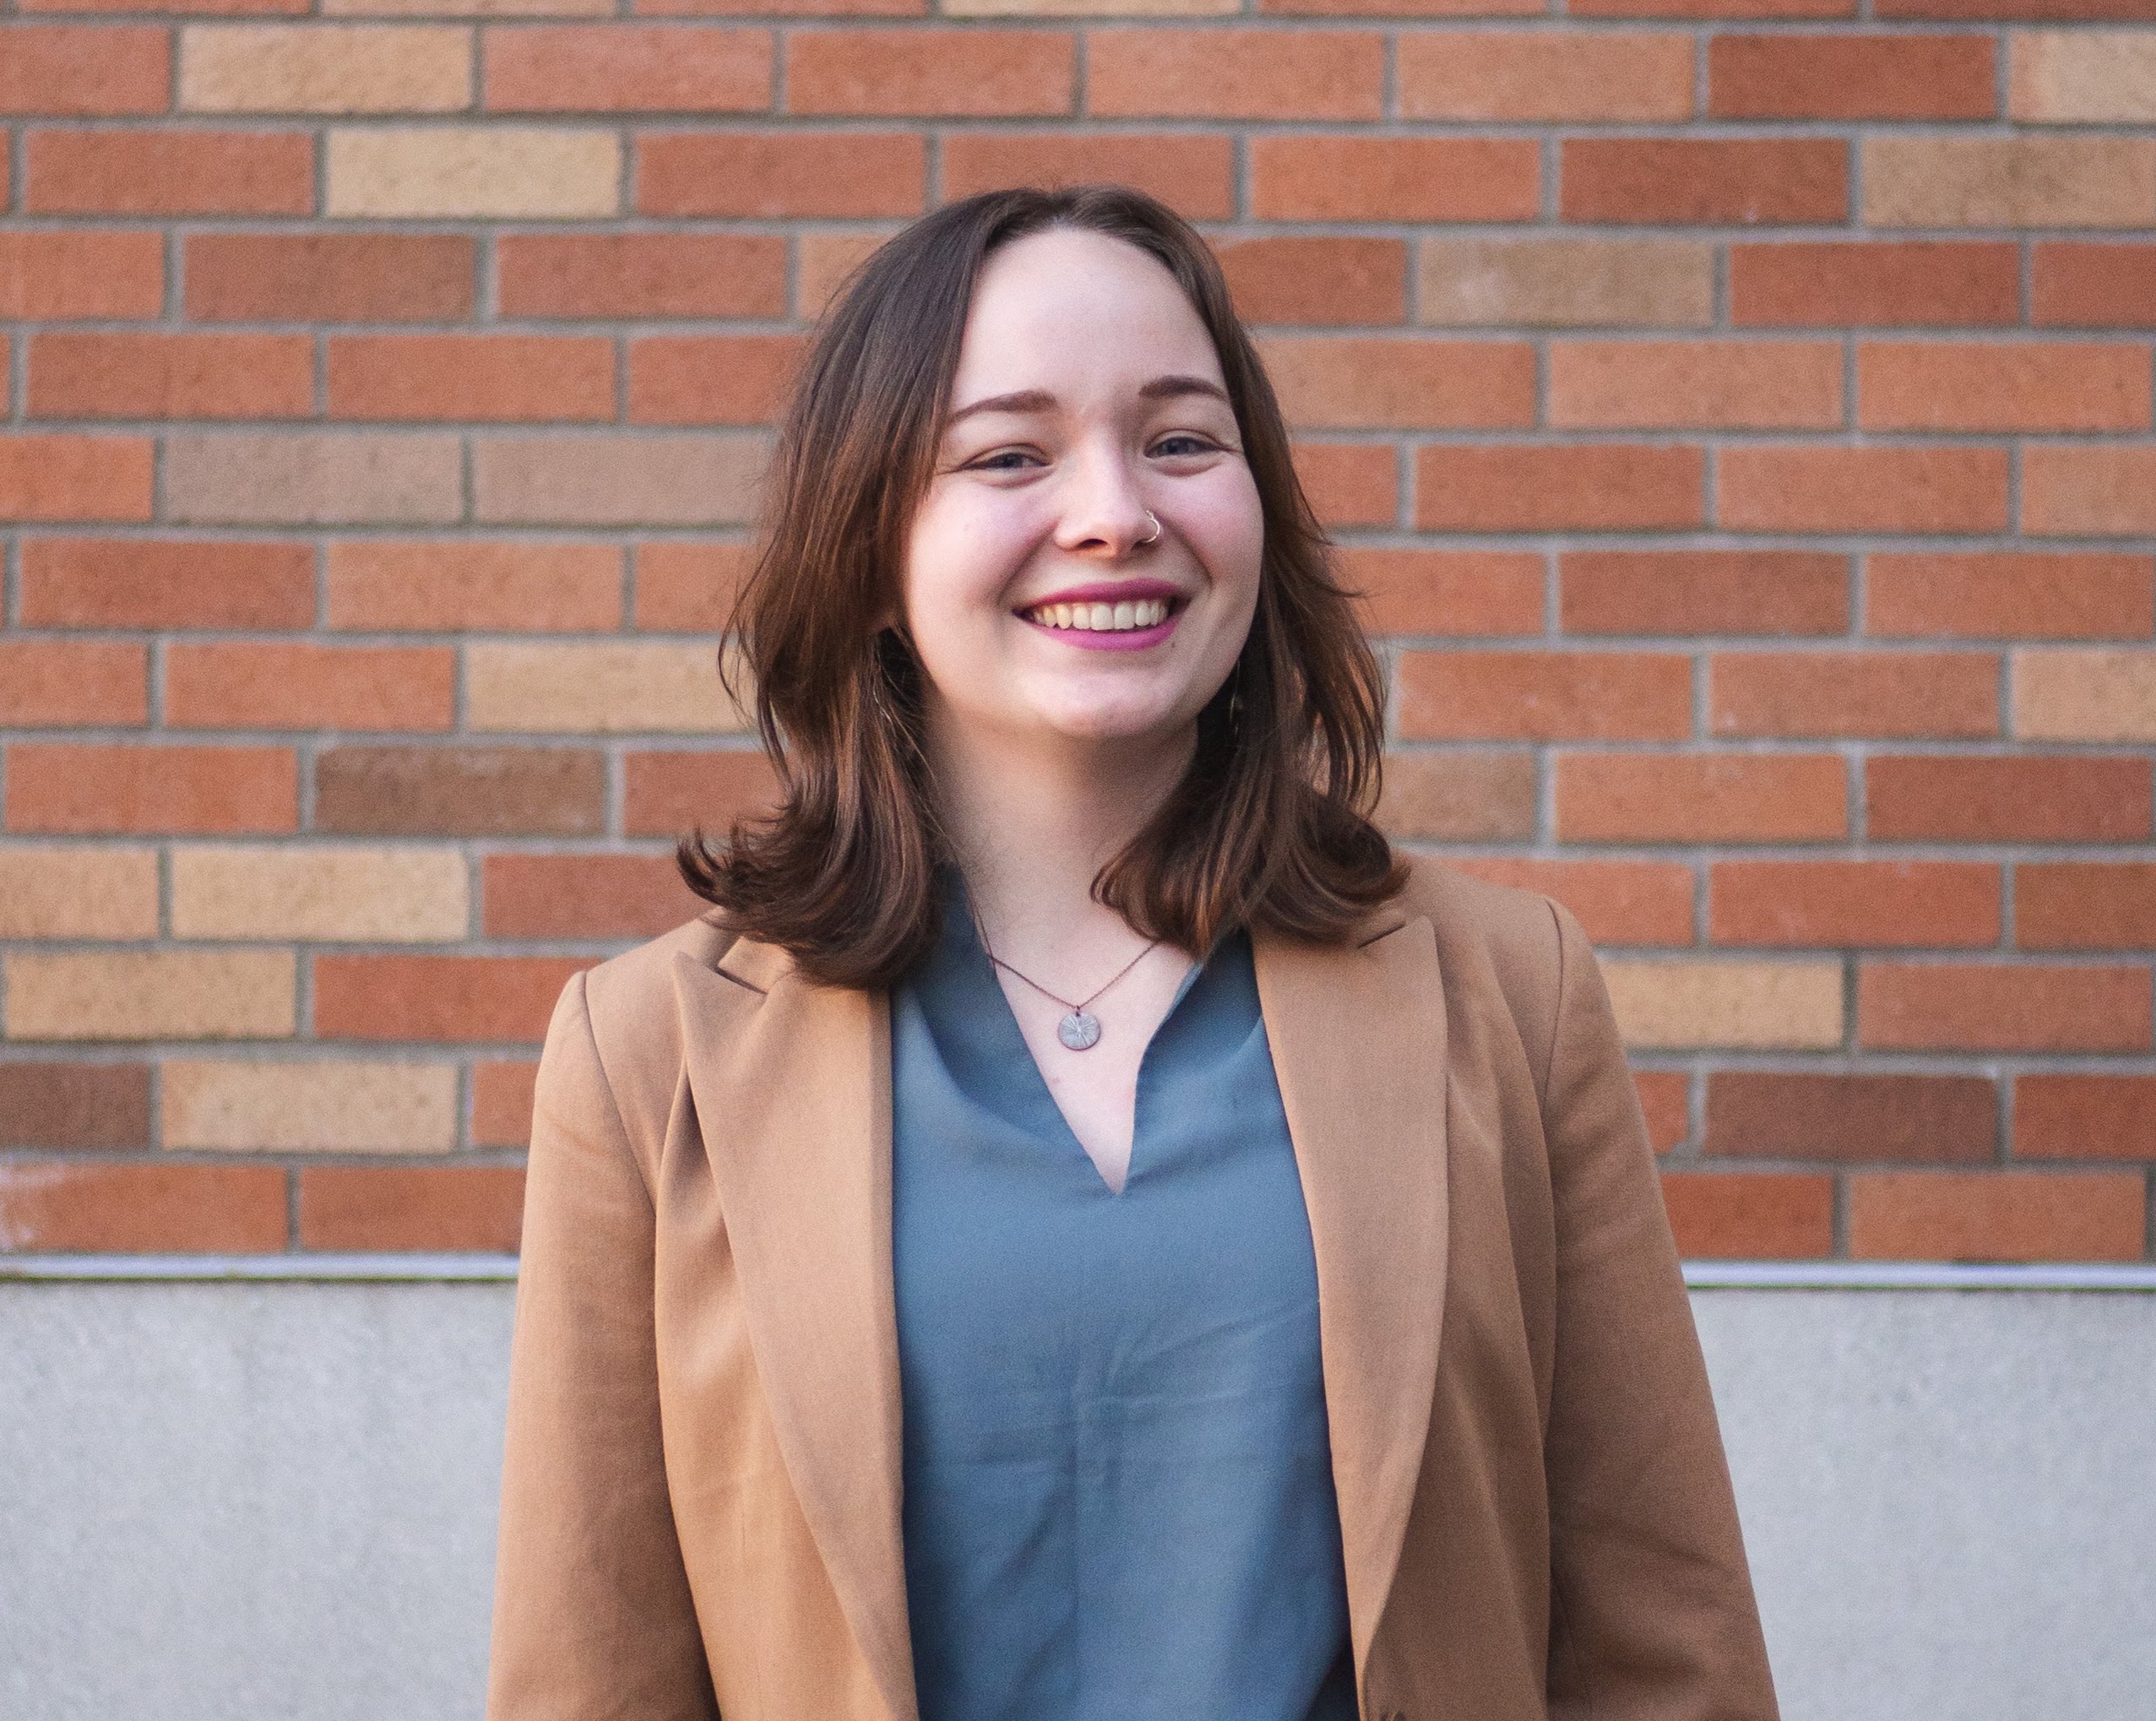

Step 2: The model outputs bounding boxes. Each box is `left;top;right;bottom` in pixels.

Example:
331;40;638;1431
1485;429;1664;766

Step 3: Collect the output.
925;708;1193;969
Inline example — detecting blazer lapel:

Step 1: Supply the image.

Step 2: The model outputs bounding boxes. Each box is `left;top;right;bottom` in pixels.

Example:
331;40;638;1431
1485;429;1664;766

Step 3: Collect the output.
672;938;918;1721
1252;910;1451;1689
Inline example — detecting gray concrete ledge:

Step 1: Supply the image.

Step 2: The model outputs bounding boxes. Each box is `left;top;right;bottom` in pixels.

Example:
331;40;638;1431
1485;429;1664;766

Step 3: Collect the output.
3;1280;2152;1721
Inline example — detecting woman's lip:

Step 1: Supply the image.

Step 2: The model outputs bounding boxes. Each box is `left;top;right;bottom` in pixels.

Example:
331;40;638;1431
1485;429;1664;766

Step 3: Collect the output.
1019;607;1181;652
1015;577;1185;609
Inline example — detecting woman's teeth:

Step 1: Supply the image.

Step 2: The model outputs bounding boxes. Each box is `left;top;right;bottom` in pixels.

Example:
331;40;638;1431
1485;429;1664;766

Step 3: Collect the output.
1024;598;1171;632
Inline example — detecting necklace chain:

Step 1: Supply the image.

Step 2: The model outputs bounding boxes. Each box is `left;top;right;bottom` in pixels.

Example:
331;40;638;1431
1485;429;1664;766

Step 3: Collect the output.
969;909;1161;1019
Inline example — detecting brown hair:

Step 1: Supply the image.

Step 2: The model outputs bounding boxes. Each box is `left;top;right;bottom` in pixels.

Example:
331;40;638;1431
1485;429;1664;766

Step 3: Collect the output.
679;184;1403;989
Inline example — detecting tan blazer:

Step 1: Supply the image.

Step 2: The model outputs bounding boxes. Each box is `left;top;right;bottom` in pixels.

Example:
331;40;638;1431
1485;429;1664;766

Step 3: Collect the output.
486;855;1779;1721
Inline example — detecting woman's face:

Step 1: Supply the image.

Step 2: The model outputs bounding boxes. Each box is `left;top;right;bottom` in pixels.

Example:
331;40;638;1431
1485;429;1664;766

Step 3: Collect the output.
899;227;1265;755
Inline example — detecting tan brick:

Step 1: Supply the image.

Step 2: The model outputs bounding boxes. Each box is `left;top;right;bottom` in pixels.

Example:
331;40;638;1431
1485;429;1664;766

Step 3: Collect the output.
948;0;1231;13
466;641;749;733
327;540;623;632
1419;237;1713;328
4;950;296;1041
181;24;473;113
328;0;608;13
1864;137;2156;228
2011;30;2156;123
2024;444;2156;537
166;433;463;526
471;433;764;526
2014;648;2156;742
1550;339;1844;431
1600;958;1844;1051
0;846;159;940
171;845;470;942
326;126;619;218
162;1059;458;1153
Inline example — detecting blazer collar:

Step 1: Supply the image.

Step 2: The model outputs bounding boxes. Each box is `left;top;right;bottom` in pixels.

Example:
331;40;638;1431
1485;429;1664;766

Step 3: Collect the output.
672;903;1450;1718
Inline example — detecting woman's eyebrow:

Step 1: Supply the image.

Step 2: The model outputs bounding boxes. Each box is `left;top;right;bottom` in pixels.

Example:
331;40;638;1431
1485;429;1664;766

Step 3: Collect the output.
946;374;1232;427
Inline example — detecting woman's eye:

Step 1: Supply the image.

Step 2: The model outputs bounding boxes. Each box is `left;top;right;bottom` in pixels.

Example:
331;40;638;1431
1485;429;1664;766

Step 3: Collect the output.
969;448;1042;472
1150;433;1218;458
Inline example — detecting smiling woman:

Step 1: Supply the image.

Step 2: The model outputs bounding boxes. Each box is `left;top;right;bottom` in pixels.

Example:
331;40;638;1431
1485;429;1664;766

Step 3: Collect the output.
486;186;1779;1721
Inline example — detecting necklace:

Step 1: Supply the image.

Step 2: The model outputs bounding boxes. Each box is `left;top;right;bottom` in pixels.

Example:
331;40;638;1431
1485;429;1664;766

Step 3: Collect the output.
970;912;1161;1052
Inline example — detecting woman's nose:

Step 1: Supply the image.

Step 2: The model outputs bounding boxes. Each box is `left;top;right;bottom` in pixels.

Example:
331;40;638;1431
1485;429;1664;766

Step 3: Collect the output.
1051;448;1155;556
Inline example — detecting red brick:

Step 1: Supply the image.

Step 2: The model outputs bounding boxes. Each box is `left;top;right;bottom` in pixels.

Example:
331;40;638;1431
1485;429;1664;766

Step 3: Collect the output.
1337;547;1543;638
1878;0;2156;18
1263;0;1542;12
1710;859;2001;947
165;643;456;733
787;28;1072;117
1549;339;1844;430
472;1061;539;1148
1292;442;1397;529
1859;961;2151;1053
1576;0;1854;15
298;1165;524;1254
1089;28;1382;120
2017;862;2156;950
185;233;475;323
1398;649;1692;741
628;334;805;426
2016;1074;2156;1163
638;131;925;216
0;1065;151;1150
1660;1172;1835;1260
314;955;590;1044
1709;649;1998;740
638;0;918;13
1859;341;2153;432
1557;752;1849;844
1443;855;1695;947
484;24;772;112
633;540;755;632
1415;444;1706;531
21;0;305;13
1219;237;1407;327
19;539;315;631
5;743;297;834
622;747;779;837
28;333;313;421
328;541;623;633
0;435;154;524
1251;135;1540;221
314;746;607;838
0;642;148;727
327;334;616;422
483;853;702;940
0;24;170;115
0;231;164;319
1709;31;1995;118
2034;242;2156;328
1398;29;1692;120
1865;551;2155;640
1707;1072;1997;1164
1561;138;1849;224
1731;240;2019;327
1260;337;1535;431
1865;754;2152;844
1719;445;2009;534
1849;1170;2144;1262
940;132;1234;220
2023;445;2156;539
497;233;787;319
1561;550;1849;637
27;129;314;215
0;1161;287;1255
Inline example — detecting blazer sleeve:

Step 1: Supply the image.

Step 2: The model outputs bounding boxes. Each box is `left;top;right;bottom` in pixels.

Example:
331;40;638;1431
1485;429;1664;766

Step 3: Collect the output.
486;970;721;1721
1535;899;1780;1721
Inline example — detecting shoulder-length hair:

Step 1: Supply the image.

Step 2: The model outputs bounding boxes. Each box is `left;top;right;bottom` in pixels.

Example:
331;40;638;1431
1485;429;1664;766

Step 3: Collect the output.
679;184;1403;990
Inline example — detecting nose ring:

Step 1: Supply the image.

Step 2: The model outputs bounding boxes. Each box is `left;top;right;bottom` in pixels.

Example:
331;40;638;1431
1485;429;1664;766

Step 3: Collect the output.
1138;510;1162;546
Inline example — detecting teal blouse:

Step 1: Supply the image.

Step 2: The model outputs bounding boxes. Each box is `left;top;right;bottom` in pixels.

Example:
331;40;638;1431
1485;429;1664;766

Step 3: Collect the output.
888;877;1358;1721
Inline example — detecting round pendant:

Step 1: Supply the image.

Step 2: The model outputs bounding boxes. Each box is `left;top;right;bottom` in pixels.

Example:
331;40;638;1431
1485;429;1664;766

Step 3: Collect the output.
1056;1010;1102;1051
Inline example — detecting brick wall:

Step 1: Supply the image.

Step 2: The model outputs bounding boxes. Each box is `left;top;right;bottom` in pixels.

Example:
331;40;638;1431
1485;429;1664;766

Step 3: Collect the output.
2;7;2152;1265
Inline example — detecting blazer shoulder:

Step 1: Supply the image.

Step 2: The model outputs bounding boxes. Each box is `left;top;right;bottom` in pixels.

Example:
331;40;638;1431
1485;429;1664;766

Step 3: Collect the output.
571;911;742;1148
1393;852;1570;1095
